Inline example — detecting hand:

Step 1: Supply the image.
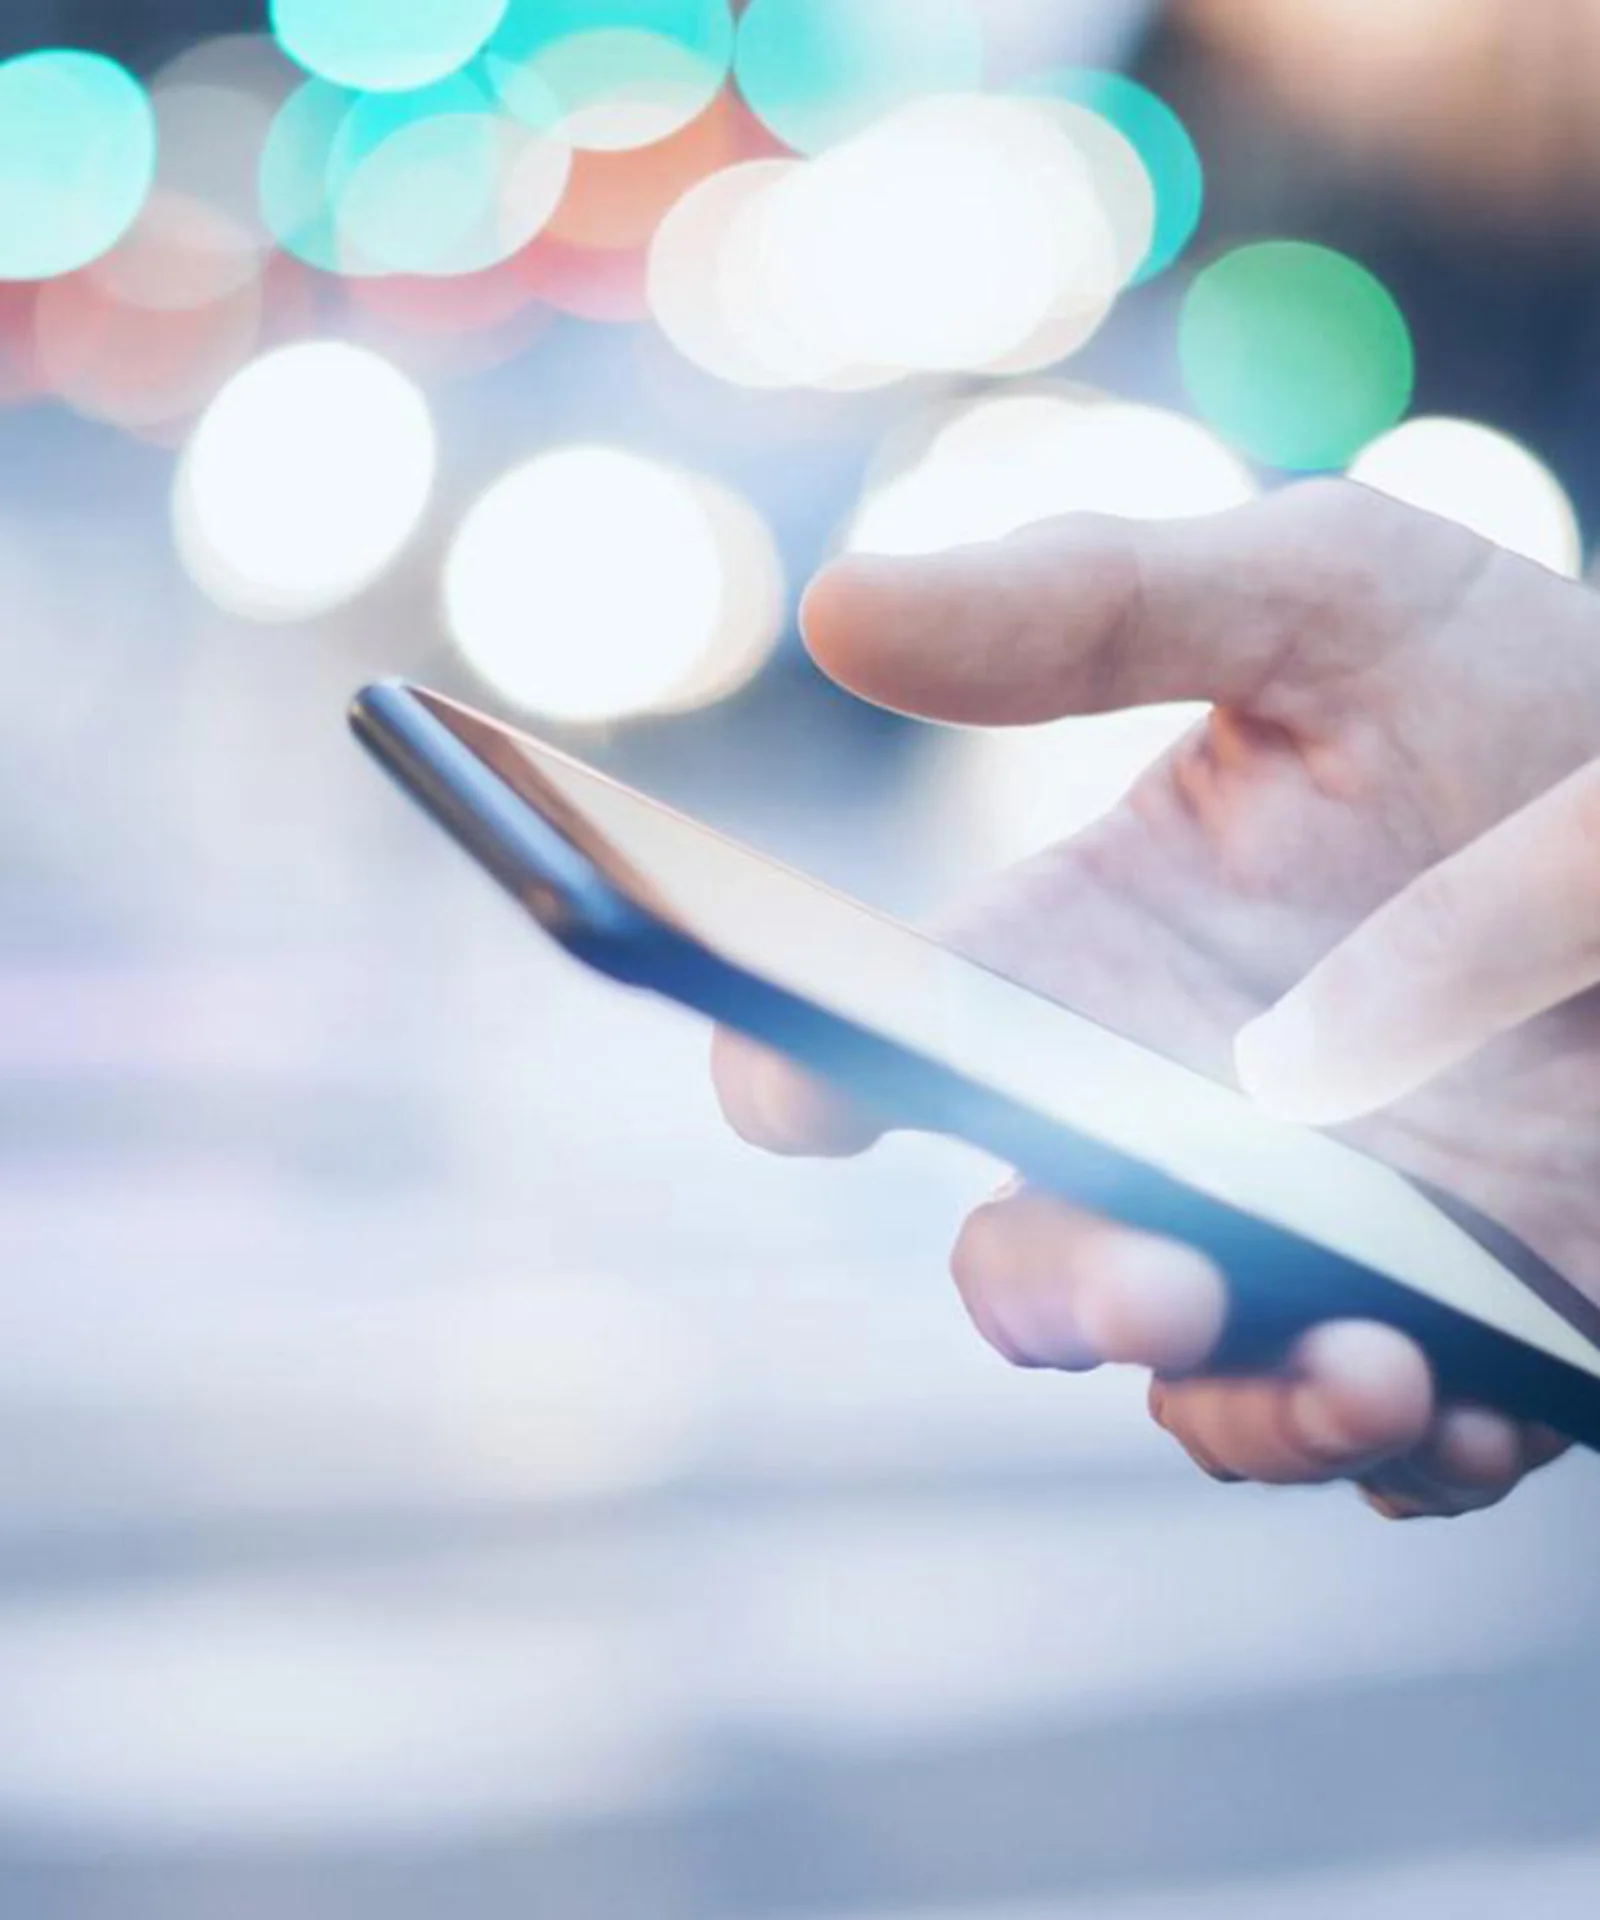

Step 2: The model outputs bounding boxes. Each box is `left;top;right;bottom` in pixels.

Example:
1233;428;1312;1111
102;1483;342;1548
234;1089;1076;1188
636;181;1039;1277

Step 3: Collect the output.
1237;753;1600;1124
713;481;1600;1516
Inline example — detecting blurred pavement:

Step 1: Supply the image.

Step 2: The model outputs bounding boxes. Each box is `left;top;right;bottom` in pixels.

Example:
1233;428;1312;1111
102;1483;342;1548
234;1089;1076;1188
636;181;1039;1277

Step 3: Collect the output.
0;413;1598;1919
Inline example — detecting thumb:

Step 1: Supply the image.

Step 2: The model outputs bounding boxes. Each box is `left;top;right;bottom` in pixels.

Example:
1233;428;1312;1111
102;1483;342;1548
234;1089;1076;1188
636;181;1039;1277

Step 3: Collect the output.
801;482;1478;728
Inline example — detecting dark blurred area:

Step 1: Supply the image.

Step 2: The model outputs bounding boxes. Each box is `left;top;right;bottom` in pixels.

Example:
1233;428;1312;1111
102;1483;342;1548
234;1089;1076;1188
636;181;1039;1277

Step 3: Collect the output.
0;1;257;63
1;4;1599;1919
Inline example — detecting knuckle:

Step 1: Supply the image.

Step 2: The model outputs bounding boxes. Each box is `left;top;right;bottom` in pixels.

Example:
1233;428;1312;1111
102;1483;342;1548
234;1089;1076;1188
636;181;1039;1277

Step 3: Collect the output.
1254;483;1400;637
1260;479;1489;652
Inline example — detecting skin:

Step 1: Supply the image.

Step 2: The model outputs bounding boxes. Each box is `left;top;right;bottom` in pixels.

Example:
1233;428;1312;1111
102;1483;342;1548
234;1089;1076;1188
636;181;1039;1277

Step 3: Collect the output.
711;481;1600;1518
1238;757;1600;1128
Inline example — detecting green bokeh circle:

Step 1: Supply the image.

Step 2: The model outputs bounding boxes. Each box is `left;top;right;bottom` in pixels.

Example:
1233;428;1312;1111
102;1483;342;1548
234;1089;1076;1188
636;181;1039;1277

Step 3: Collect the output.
1180;241;1414;471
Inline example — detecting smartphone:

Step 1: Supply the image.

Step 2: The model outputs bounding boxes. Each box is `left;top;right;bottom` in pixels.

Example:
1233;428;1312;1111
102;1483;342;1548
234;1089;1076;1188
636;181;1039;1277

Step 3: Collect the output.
351;679;1600;1449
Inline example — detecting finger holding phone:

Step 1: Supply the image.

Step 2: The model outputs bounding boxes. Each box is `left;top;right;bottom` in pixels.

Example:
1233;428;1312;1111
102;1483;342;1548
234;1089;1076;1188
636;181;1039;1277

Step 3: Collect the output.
353;481;1600;1520
713;481;1600;1517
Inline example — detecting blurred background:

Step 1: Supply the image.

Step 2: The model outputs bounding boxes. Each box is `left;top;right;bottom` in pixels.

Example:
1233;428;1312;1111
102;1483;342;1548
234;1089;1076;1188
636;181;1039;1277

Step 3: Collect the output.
4;2;1600;1916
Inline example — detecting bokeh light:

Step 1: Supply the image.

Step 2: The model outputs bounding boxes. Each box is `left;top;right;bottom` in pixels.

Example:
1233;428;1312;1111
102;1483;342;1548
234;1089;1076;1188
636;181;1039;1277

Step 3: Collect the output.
1180;241;1414;470
647;158;805;387
175;343;437;622
0;51;156;281
734;0;984;153
850;387;1258;555
1027;100;1154;289
649;149;902;389
343;255;548;380
332;76;572;277
91;188;261;313
707;96;1127;386
1348;417;1583;577
1017;69;1202;281
152;29;299;100
151;36;299;267
0;286;40;405
545;89;756;251
36;281;258;439
515;236;652;322
974;100;1151;376
654;476;787;712
487;0;735;153
714;157;852;386
444;447;777;722
34;193;266;434
262;73;572;278
344;256;536;336
270;0;508;94
330;77;506;273
259;79;359;274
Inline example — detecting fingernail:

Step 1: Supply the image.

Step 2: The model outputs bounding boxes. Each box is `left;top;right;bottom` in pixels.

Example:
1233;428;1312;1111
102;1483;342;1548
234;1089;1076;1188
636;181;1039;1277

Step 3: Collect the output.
1234;999;1347;1124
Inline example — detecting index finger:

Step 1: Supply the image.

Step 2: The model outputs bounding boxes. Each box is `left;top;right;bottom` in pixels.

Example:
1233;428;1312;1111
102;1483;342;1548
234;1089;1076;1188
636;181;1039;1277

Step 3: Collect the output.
710;1028;886;1158
800;483;1487;730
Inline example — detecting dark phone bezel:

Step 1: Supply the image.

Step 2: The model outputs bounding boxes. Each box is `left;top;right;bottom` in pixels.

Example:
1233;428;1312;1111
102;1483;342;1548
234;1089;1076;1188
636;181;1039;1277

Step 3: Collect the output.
350;678;1600;1452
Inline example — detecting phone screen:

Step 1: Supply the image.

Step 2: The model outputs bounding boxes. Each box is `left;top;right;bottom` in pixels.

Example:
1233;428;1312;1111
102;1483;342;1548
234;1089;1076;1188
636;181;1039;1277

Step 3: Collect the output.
420;689;1600;1384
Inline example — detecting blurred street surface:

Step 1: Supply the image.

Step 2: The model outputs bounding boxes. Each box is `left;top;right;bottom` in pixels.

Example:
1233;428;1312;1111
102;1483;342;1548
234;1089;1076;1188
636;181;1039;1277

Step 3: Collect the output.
0;421;1598;1920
